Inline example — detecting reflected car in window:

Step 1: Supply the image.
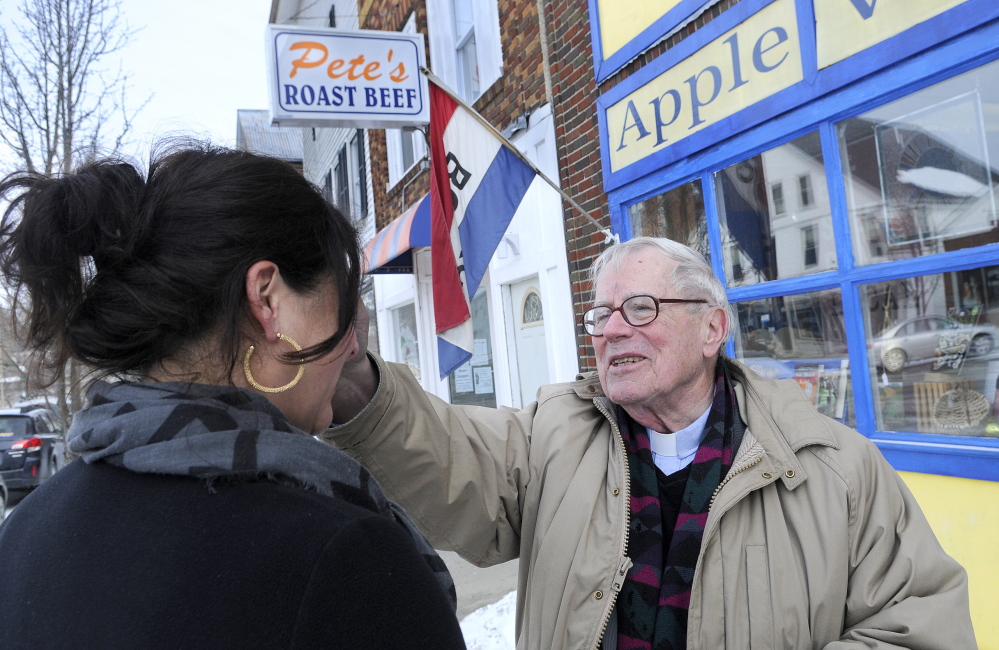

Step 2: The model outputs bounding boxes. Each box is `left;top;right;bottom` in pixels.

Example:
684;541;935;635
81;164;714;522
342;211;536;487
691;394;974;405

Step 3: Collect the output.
870;316;997;373
0;408;64;491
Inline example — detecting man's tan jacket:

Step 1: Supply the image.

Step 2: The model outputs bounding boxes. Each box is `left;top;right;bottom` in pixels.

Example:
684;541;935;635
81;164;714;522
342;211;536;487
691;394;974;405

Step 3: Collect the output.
322;355;975;649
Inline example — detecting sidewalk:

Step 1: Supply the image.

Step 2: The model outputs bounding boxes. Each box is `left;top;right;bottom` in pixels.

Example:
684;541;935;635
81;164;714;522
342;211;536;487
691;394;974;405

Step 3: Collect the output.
439;551;519;619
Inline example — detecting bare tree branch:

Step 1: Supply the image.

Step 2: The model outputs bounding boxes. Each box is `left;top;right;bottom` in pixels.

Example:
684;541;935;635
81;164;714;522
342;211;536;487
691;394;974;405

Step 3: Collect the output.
0;0;148;175
0;0;149;426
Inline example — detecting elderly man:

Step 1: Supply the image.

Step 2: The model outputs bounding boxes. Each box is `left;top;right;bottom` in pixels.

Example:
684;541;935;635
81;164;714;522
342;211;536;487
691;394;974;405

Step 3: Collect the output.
325;237;974;650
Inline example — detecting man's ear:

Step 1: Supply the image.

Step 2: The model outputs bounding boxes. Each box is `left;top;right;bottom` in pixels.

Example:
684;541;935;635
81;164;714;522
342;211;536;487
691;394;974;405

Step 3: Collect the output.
702;306;729;358
245;260;282;342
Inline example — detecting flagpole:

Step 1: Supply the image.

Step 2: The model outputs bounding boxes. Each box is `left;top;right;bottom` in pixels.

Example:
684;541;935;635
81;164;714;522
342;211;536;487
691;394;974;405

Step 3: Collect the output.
420;67;619;246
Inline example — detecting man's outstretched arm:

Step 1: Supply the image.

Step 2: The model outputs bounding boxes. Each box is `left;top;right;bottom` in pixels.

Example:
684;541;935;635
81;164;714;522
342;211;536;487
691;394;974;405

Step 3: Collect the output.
330;300;379;425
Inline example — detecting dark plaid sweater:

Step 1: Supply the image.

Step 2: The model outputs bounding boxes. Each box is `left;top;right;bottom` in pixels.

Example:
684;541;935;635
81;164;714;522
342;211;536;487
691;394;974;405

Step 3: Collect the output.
0;460;466;649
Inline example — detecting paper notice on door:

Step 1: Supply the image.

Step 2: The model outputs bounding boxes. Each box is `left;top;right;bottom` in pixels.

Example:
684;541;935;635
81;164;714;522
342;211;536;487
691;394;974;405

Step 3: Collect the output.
473;366;494;394
454;365;474;393
471;339;489;366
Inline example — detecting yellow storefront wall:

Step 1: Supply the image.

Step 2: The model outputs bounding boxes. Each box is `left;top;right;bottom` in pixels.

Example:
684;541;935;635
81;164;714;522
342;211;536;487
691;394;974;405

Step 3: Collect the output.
899;471;999;648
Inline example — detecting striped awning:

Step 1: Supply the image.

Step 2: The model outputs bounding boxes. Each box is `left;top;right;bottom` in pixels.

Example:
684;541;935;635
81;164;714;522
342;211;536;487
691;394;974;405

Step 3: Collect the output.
364;194;431;274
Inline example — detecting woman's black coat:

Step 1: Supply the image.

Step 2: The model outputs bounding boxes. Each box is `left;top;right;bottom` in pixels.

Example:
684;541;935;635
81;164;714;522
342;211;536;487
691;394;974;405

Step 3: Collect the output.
0;459;466;649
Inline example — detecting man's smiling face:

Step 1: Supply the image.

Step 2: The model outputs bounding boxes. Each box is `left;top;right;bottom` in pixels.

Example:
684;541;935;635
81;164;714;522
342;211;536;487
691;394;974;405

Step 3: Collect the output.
592;249;716;420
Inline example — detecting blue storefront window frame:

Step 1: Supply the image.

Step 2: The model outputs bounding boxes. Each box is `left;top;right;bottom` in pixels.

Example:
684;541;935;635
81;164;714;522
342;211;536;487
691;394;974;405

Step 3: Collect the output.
598;0;999;193
607;19;999;482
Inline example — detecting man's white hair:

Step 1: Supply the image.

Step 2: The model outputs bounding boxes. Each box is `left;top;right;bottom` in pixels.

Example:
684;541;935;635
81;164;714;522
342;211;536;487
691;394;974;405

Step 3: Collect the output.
588;236;735;341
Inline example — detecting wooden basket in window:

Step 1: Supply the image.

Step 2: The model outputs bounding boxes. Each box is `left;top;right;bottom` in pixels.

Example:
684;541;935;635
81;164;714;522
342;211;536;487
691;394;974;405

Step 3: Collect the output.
931;387;990;434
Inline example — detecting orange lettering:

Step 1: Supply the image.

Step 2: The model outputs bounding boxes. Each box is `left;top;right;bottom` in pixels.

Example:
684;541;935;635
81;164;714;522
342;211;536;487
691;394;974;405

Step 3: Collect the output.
362;61;381;80
389;62;409;82
327;59;347;78
288;41;328;78
347;55;366;80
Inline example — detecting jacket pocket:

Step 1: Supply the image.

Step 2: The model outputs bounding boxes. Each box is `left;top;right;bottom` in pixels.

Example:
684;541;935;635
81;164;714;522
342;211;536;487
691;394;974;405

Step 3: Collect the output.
745;545;775;650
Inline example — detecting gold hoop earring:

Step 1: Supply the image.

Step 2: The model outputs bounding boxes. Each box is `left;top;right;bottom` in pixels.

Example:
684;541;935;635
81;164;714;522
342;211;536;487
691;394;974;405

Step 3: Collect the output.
243;333;305;394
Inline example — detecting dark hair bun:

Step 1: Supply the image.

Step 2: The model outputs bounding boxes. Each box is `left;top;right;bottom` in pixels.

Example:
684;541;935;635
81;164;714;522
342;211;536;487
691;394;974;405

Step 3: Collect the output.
0;142;359;387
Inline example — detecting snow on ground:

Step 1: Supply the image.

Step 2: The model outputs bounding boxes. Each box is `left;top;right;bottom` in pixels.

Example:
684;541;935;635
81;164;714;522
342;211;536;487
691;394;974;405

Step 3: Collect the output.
460;590;516;650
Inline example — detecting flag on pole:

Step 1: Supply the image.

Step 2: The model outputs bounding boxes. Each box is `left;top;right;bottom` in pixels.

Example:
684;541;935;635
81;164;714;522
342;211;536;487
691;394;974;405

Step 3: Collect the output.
429;80;536;378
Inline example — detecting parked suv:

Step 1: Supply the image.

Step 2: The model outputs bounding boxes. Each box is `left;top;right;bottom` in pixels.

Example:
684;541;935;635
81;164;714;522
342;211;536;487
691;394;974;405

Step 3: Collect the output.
0;407;64;491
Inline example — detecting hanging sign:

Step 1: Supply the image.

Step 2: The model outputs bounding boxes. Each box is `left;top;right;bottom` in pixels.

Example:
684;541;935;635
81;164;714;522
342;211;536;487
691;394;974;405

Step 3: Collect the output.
266;24;429;129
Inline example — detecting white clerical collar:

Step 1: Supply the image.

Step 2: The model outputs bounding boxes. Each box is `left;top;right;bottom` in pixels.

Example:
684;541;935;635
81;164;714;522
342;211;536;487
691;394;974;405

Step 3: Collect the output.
647;401;713;458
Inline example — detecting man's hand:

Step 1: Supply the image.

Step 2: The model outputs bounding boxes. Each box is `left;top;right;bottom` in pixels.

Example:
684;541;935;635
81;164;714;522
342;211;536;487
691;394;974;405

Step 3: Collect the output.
330;298;379;425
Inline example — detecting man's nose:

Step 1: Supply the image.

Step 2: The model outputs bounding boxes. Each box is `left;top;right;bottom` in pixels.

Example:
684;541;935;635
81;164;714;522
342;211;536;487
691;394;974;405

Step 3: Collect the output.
601;308;633;339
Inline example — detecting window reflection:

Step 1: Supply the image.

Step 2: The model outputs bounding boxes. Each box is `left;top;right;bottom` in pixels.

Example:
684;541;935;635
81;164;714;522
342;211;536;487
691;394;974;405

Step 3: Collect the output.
628;180;710;262
734;290;853;425
715;132;836;286
392;303;420;379
864;265;999;435
838;60;999;266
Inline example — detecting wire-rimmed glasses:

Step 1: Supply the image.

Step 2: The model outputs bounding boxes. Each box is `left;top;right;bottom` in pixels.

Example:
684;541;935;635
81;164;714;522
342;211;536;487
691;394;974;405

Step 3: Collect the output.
581;295;709;336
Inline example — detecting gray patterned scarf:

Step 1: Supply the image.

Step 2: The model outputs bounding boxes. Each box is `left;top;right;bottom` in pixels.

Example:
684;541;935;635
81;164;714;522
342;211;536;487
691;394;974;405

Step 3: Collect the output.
67;380;457;609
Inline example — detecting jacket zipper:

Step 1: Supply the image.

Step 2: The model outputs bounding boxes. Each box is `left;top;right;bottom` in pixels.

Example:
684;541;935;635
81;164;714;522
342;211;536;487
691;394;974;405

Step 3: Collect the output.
593;399;631;649
708;455;763;511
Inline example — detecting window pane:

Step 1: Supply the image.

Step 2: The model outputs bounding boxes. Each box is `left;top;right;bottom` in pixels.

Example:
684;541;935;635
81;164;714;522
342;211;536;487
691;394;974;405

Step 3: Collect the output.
628;179;710;263
401;129;415;171
392;303;420;379
0;417;29;436
734;289;853;425
322;170;332;202
457;34;480;102
772;182;785;215
715;132;835;287
448;289;496;407
354;129;368;216
838;59;999;266
361;276;378;356
863;265;999;436
335;147;349;214
802;225;817;267
451;0;474;41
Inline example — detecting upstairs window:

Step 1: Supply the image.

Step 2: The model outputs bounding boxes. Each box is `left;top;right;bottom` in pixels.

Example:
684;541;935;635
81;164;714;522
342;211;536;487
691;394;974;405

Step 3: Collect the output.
799;174;815;208
427;0;502;103
334;147;349;215
333;131;370;221
452;0;480;100
349;129;368;218
772;182;786;216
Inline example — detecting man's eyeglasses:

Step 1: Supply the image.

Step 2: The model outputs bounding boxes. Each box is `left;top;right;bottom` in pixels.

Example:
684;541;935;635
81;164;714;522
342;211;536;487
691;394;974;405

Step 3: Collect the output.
581;295;709;336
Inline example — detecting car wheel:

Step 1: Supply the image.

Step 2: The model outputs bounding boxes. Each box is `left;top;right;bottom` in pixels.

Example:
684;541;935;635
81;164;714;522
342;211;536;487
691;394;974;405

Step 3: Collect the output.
882;347;907;373
0;493;6;522
971;334;993;356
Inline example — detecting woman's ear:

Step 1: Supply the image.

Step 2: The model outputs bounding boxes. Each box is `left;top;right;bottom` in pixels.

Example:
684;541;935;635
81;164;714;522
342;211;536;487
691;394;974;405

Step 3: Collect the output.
245;260;282;342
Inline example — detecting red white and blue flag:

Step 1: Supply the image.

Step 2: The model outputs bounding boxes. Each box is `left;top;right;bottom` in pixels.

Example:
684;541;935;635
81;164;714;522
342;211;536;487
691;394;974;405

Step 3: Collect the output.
429;80;536;378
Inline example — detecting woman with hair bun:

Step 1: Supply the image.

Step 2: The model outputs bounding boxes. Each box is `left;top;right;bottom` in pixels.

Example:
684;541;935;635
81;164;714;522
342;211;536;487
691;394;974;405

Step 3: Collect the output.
0;143;466;649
